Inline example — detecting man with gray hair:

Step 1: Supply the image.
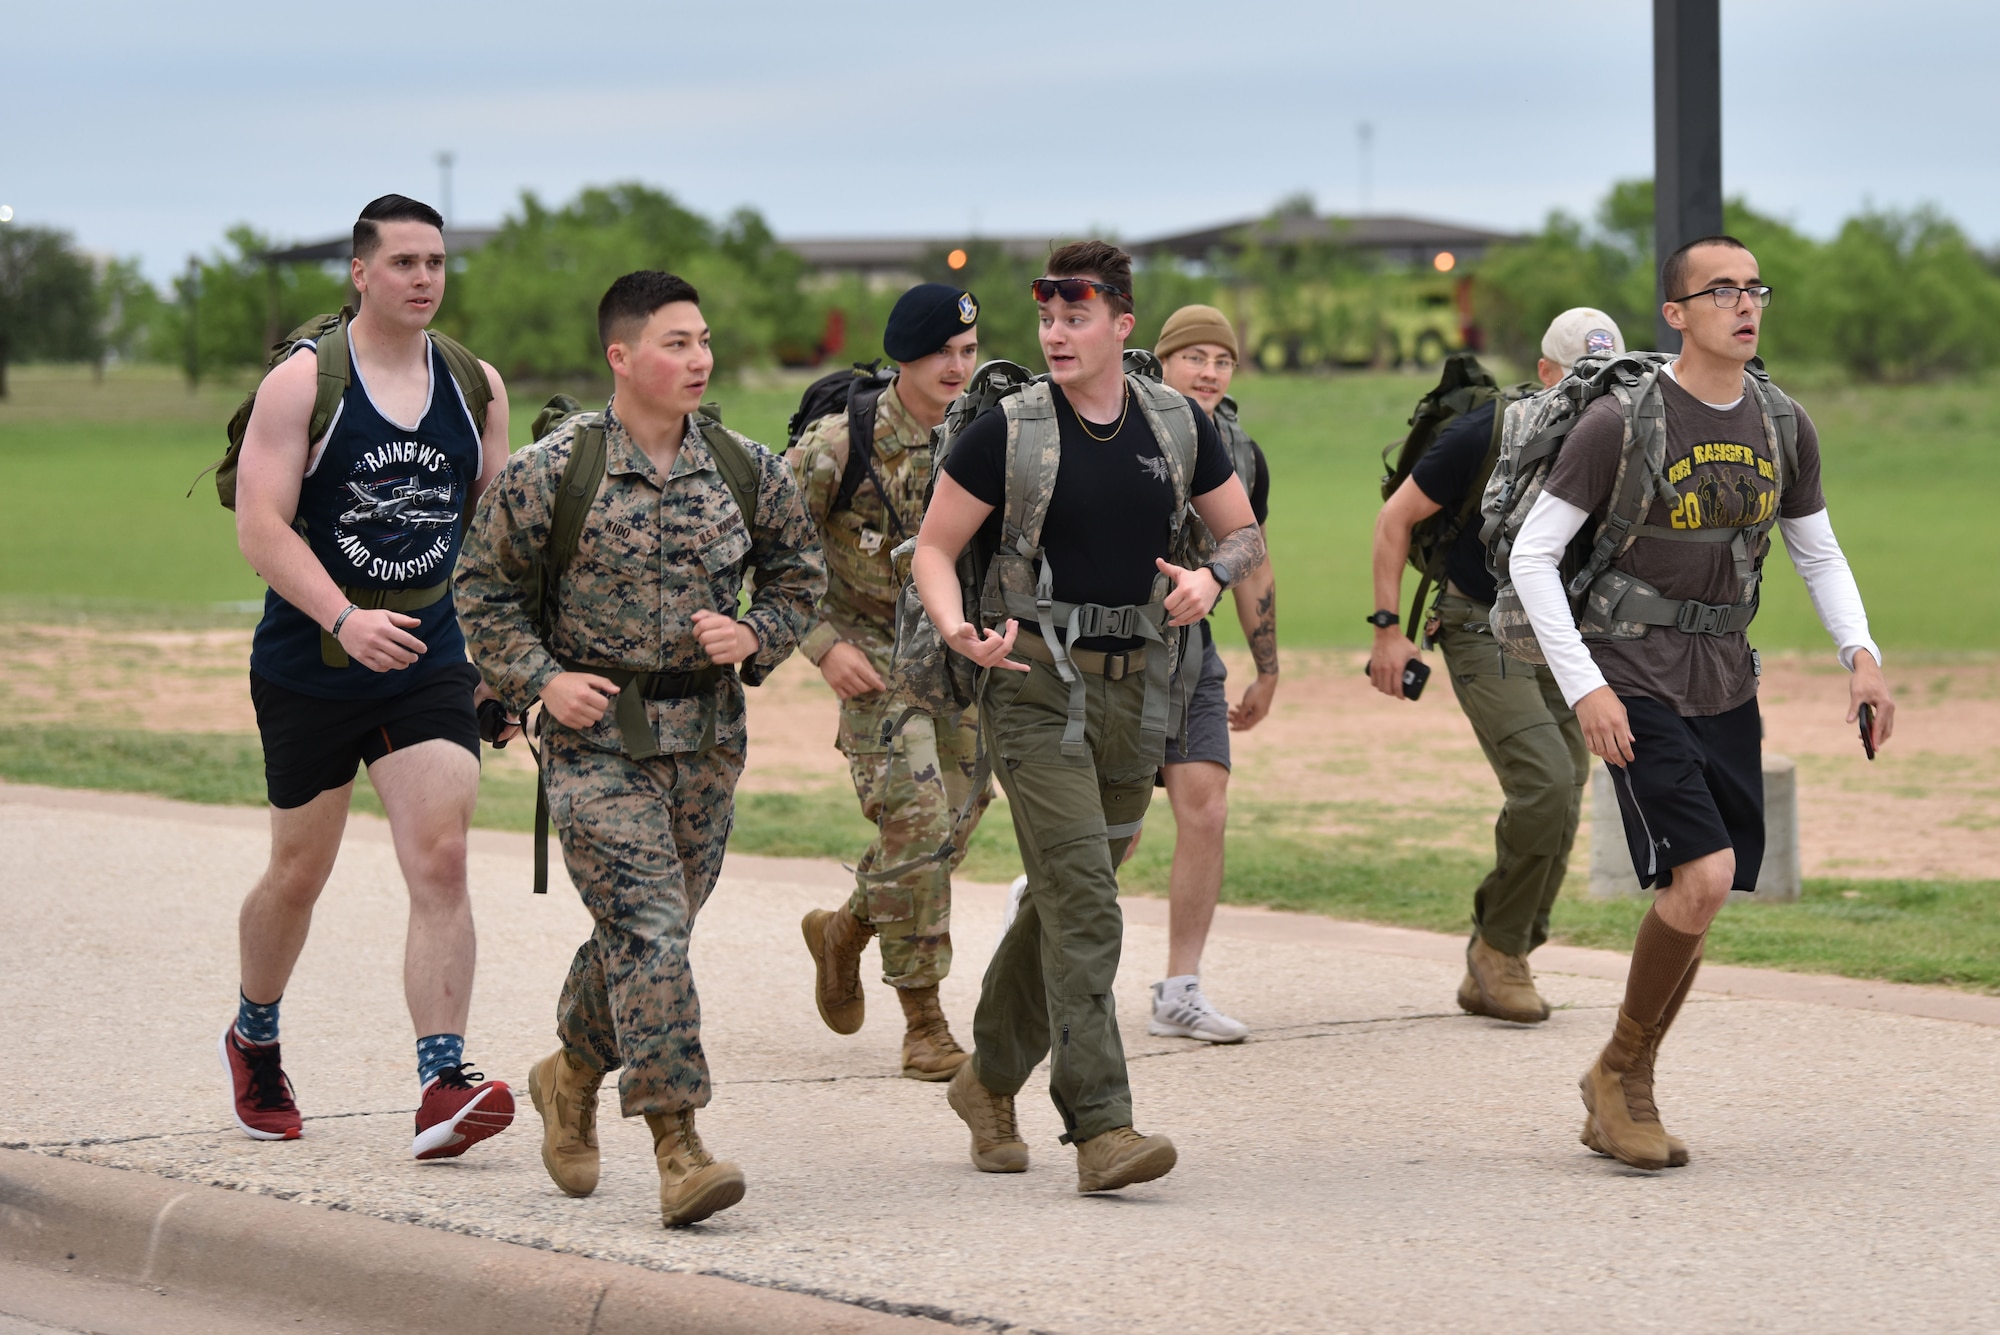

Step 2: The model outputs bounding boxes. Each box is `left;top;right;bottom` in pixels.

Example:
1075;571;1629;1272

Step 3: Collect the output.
1367;309;1624;1023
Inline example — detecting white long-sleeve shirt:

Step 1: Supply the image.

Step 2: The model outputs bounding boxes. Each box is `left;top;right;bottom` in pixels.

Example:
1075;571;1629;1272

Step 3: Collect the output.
1511;492;1881;708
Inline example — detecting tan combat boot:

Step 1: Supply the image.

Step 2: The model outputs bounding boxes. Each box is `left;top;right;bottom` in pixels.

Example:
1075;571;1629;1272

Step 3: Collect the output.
1074;1126;1178;1194
801;907;874;1035
1583;953;1701;1168
643;1109;746;1227
527;1048;603;1197
946;1061;1028;1173
1459;936;1551;1024
1577;1008;1670;1170
897;985;969;1082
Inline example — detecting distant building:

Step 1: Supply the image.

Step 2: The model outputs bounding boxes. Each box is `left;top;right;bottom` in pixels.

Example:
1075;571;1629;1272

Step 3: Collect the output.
1132;213;1519;270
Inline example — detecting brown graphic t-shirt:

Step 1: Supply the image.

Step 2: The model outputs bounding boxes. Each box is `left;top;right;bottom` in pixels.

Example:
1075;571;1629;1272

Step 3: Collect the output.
1543;373;1825;716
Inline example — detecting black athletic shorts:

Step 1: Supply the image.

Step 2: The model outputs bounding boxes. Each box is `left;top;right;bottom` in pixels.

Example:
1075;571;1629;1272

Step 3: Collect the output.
1606;693;1764;893
249;661;481;809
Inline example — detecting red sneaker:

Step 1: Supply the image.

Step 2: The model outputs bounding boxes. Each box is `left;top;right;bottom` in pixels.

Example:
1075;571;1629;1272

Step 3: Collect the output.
219;1027;302;1141
413;1065;515;1161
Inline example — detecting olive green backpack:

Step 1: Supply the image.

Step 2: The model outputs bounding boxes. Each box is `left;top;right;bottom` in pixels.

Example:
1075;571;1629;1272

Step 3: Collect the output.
199;307;492;508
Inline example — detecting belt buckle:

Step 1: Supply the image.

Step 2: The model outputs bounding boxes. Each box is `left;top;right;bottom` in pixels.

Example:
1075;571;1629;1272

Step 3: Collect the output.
1104;652;1130;681
1676;601;1726;634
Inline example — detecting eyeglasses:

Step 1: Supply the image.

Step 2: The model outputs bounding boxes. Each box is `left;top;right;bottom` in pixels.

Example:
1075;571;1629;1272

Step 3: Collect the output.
1176;350;1236;373
1030;277;1129;304
1668;284;1774;309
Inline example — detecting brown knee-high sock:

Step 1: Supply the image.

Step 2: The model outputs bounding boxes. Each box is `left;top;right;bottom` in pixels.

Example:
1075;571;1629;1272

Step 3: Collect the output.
1622;906;1705;1030
1657;946;1704;1039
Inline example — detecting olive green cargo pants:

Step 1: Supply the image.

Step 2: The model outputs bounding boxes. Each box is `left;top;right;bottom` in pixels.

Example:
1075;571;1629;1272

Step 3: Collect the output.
1435;592;1590;957
970;657;1155;1144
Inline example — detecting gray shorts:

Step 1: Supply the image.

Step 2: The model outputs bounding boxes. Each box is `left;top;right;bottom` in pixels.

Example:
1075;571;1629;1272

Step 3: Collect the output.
1163;626;1230;771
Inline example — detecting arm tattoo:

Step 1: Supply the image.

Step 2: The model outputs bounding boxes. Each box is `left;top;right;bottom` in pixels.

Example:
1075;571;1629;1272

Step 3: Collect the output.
1248;586;1278;676
1210;524;1266;587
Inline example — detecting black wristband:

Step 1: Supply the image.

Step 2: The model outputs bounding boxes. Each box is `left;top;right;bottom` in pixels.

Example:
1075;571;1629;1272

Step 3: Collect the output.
331;604;359;637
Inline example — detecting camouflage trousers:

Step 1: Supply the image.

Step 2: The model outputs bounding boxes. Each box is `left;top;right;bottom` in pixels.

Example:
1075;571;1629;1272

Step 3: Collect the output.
542;727;742;1119
840;701;991;989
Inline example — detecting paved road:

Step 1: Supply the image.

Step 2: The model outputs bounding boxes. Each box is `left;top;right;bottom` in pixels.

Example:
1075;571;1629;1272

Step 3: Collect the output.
3;783;1997;1334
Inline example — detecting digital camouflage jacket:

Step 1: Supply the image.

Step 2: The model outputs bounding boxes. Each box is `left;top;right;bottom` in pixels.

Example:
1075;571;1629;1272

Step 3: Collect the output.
456;404;825;757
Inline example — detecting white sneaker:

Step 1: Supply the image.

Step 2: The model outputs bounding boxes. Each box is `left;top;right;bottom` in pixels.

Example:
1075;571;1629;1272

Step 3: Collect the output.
997;874;1029;949
1148;976;1249;1043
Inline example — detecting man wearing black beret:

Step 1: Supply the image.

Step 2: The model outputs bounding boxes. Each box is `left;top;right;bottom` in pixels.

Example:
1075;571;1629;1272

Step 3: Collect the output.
789;283;993;1081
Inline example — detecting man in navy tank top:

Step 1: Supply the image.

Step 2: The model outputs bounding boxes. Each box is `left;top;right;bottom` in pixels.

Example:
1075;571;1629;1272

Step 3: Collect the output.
222;194;518;1161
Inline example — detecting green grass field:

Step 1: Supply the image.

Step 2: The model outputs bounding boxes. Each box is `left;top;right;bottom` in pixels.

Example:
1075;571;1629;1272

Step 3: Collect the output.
3;361;1993;650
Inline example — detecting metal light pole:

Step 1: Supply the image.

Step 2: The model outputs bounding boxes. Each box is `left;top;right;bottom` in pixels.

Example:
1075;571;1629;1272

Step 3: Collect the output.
1653;0;1723;352
183;254;200;391
437;151;455;227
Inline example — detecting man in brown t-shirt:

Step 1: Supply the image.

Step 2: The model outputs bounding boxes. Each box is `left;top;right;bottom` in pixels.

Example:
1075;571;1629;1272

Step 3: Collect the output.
1511;235;1896;1171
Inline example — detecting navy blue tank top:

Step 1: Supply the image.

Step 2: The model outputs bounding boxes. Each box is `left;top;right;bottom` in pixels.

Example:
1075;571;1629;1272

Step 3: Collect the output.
250;330;483;699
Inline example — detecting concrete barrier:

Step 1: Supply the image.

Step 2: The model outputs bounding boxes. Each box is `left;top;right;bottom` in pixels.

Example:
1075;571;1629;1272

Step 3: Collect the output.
1587;753;1801;903
0;1150;930;1335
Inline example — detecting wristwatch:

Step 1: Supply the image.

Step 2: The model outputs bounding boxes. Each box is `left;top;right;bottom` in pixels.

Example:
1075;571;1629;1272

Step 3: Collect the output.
1203;560;1236;591
1366;609;1400;629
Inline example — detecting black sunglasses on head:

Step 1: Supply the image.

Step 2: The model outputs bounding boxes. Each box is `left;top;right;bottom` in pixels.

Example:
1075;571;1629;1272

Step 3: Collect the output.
1030;277;1128;304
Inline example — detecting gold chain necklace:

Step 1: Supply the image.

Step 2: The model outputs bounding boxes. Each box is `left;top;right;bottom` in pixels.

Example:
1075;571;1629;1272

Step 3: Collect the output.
1071;386;1130;442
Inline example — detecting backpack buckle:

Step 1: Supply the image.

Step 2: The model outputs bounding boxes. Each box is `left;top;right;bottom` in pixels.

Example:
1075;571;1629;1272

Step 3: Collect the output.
1069;604;1135;640
1676;600;1732;634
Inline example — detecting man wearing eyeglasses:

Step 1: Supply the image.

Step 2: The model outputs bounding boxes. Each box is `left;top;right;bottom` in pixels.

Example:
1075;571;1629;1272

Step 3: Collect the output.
1138;305;1276;1043
912;240;1264;1193
1509;236;1895;1171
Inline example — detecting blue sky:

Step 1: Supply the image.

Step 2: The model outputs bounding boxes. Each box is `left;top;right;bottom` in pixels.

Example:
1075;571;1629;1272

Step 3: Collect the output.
6;0;1994;282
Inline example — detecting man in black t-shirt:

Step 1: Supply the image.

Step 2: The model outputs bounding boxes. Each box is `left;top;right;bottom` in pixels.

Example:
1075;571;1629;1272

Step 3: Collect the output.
912;240;1264;1195
1369;309;1623;1025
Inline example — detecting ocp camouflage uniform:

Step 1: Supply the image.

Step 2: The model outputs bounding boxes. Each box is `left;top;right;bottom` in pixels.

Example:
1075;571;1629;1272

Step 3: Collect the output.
787;380;991;988
456;404;823;1117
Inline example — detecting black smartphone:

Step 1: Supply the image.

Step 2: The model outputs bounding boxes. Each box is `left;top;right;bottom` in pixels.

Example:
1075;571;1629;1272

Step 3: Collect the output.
1363;658;1431;701
1858;702;1876;761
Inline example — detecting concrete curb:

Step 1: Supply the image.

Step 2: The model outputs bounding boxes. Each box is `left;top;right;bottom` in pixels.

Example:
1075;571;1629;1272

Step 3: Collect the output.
0;1150;935;1334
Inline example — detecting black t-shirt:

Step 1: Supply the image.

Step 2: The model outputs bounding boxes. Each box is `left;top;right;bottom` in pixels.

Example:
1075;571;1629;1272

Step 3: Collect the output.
1409;399;1500;606
943;383;1235;650
1245;441;1271;525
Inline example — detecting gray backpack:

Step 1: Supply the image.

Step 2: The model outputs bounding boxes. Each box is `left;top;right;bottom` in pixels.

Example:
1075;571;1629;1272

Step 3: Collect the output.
1480;353;1798;664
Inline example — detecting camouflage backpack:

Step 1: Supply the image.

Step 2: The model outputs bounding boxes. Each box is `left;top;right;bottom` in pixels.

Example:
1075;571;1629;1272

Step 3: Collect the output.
198;307;491;509
885;351;1202;759
1378;352;1532;639
1479;353;1798;665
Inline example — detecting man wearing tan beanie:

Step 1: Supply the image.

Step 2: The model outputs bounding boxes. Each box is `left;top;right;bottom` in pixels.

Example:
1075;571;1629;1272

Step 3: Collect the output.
1147;304;1277;1042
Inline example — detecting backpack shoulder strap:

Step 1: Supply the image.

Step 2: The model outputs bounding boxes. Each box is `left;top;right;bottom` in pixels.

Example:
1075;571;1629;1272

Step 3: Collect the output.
305;309;353;449
829;382;889;519
1000;382;1060;555
697;415;761;531
429;331;492;435
1129;374;1199;507
546;419;608;588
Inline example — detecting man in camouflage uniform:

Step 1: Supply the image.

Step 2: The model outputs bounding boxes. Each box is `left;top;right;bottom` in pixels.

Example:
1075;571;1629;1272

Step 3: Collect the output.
790;283;992;1080
456;271;822;1227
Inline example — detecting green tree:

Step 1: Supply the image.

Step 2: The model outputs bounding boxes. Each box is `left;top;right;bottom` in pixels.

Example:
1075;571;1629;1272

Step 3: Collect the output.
1815;207;2000;380
441;183;805;384
145;227;349;381
0;224;101;396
